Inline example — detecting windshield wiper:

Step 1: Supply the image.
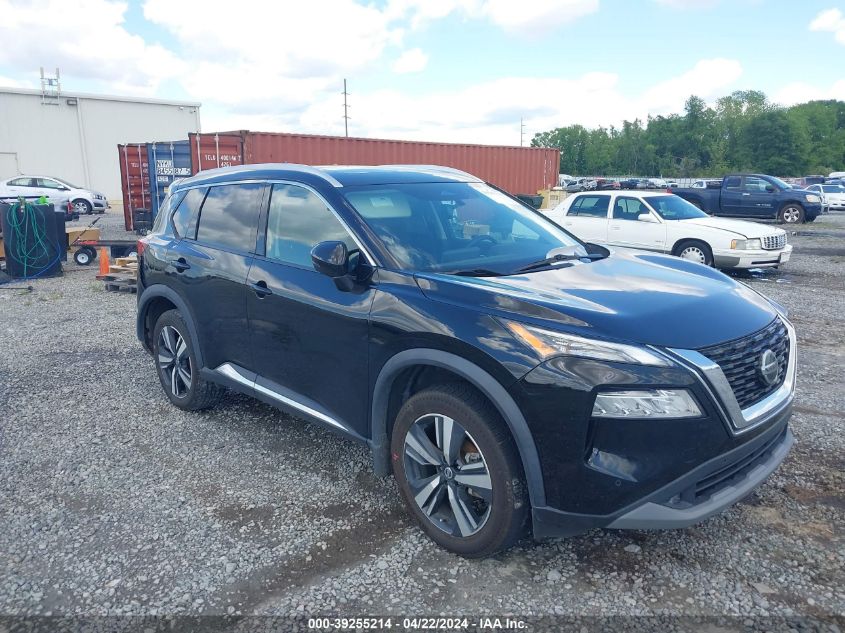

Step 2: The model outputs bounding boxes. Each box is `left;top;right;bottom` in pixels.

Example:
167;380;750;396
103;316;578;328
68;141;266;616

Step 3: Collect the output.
512;252;604;274
451;268;505;277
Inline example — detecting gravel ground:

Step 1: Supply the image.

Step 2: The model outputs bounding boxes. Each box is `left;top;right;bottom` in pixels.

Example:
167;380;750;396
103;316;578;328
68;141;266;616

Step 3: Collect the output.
0;209;842;630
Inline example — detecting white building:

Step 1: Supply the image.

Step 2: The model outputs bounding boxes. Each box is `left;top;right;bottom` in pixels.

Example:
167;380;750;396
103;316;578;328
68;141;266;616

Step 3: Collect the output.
0;87;201;201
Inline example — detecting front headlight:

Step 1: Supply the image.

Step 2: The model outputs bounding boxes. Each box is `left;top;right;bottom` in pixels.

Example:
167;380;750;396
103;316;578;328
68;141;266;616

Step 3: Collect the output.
592;389;701;419
730;238;762;250
805;194;821;203
503;321;671;366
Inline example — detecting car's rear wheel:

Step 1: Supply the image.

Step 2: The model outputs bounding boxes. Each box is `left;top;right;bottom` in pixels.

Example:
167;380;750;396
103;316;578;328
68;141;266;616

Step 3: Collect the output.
778;204;804;224
674;240;714;267
391;384;529;558
153;310;223;410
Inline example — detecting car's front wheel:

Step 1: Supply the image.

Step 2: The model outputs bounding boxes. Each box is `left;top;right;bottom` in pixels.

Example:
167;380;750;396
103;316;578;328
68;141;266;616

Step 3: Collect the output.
73;199;93;215
778;204;804;224
391;384;529;558
674;239;714;267
152;310;223;410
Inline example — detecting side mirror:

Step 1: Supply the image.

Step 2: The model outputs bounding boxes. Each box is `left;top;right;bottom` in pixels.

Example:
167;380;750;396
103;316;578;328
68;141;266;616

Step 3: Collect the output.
637;213;658;223
765;185;775;193
58;186;70;191
311;240;349;278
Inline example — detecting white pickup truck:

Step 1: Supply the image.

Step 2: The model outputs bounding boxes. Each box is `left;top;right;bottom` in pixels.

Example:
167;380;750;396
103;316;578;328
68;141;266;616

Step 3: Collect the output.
543;191;792;270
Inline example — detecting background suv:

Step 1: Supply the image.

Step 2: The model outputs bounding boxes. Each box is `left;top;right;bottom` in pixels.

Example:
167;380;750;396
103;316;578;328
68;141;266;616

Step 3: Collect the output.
0;175;109;215
137;164;795;558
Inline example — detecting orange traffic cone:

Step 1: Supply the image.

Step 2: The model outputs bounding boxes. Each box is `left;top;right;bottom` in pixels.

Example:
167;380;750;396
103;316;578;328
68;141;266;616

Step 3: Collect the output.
99;247;110;276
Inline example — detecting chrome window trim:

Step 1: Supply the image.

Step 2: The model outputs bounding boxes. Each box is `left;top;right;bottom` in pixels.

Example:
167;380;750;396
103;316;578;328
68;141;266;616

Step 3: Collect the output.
665;316;796;435
216;363;350;433
174;179;375;265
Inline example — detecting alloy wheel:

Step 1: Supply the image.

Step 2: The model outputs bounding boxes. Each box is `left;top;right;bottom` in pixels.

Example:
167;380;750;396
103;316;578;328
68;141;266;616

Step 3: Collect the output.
403;414;492;537
157;325;192;398
679;245;707;264
74;201;90;214
782;207;801;223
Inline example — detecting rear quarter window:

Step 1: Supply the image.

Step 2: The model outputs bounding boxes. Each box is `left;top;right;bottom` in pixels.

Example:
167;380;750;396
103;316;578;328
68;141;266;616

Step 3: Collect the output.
171;188;206;238
195;183;264;252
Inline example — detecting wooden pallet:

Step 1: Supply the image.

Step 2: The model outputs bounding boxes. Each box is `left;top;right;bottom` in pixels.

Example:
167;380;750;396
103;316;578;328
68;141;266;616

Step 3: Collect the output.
97;273;137;293
108;264;138;275
114;256;138;267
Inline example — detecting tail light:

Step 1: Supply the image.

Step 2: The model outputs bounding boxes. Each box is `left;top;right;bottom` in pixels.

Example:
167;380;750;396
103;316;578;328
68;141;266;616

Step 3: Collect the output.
137;238;147;258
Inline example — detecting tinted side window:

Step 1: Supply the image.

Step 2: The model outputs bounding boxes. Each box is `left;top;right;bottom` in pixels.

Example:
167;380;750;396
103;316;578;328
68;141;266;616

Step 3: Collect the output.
9;178;34;187
570;196;609;218
724;176;741;190
265;184;354;267
37;178;62;189
155;191;184;233
172;188;206;238
743;176;769;192
196;184;263;252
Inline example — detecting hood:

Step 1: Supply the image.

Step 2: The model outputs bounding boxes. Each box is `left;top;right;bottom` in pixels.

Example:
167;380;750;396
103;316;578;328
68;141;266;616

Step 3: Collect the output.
679;216;782;238
415;250;777;350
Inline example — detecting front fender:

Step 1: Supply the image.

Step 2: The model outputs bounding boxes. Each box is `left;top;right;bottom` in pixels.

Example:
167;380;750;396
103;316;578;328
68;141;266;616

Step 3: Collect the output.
369;348;547;508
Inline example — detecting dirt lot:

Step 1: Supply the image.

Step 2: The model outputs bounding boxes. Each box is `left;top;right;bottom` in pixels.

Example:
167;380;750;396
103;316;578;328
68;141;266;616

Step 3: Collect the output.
0;209;842;630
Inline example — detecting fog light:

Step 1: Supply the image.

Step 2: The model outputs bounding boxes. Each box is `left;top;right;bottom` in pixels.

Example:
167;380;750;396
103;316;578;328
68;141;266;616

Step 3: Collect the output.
592;389;701;419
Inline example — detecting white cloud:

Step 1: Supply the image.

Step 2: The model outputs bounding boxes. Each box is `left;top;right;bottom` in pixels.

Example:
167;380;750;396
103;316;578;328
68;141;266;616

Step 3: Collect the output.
772;79;845;106
653;0;719;8
0;74;33;89
638;58;743;115
0;0;184;94
393;48;429;74
386;0;599;33
809;8;845;45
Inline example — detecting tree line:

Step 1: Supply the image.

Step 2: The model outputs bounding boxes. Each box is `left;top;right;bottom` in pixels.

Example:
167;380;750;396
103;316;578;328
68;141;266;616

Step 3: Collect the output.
530;90;845;178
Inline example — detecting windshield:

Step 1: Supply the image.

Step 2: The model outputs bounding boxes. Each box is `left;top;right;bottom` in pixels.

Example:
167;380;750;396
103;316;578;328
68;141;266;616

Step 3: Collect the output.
645;195;708;220
822;185;845;193
343;182;583;274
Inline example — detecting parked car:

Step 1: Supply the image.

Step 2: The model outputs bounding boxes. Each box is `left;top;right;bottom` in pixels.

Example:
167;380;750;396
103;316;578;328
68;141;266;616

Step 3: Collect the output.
136;163;795;558
796;175;825;188
563;178;589;193
0;175;109;215
806;183;845;212
666;181;679;188
544;191;792;269
0;191;76;220
672;174;822;224
595;178;621;190
619;178;641;189
647;178;668;189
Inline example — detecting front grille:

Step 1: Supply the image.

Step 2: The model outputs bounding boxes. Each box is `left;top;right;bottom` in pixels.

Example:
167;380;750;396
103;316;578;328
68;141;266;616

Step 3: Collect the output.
667;427;787;507
762;234;786;250
698;318;789;410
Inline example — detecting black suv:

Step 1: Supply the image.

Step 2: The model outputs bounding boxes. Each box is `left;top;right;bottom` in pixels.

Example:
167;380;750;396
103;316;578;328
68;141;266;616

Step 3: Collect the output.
137;164;795;558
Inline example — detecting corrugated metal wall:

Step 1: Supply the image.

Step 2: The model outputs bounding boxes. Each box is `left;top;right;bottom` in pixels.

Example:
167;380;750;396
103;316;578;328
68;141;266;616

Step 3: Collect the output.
189;130;559;195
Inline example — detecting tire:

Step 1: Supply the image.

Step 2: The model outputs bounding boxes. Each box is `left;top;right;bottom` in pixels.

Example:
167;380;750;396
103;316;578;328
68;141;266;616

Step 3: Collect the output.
152;310;223;411
673;239;714;267
391;383;529;558
73;248;92;266
73;199;93;215
778;204;804;224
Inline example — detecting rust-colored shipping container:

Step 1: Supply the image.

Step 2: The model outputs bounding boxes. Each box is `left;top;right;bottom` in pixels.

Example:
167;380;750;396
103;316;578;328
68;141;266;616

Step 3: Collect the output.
117;143;151;231
191;130;559;196
189;132;245;174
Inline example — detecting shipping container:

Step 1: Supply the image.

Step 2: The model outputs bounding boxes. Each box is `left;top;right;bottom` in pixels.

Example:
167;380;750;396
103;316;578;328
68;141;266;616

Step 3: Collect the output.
188;132;245;174
147;140;191;218
117;143;150;231
194;130;559;196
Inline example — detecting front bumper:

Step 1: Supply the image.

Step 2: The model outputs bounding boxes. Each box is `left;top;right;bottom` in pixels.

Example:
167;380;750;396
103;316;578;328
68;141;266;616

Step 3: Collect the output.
713;244;793;269
522;316;797;539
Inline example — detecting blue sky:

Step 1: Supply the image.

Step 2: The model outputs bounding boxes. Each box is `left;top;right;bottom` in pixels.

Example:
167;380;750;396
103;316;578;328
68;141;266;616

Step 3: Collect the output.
1;0;843;145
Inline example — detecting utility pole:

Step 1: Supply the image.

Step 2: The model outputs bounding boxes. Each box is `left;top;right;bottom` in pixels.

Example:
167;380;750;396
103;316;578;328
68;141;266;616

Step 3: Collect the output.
520;118;526;147
342;79;350;137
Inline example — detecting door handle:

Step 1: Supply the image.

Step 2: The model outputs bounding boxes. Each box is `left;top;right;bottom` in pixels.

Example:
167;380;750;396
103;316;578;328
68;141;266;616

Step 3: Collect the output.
171;258;190;272
251;280;272;298
742;193;751;196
